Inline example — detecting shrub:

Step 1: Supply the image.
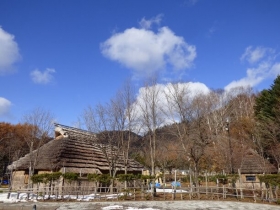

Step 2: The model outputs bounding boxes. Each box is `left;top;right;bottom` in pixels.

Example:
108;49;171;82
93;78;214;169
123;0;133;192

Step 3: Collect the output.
87;173;100;182
31;172;62;185
62;172;78;184
97;174;111;185
117;174;135;183
31;174;45;184
258;174;280;187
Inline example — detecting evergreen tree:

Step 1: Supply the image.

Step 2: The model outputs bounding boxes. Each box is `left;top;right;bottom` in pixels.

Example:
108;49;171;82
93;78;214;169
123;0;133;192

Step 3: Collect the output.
256;76;280;122
254;75;280;146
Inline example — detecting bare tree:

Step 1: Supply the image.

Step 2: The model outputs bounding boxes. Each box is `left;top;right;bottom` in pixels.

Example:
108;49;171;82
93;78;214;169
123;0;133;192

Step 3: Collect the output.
163;83;193;177
113;80;140;188
21;107;54;188
136;78;164;195
163;83;213;186
137;79;164;176
83;103;122;179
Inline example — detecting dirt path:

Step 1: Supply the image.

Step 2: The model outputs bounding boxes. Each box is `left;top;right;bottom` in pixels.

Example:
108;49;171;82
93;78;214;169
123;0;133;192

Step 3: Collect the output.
0;201;279;210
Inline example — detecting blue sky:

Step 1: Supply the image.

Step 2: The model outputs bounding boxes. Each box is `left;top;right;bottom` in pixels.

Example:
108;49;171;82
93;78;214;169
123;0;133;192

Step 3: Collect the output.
1;0;280;126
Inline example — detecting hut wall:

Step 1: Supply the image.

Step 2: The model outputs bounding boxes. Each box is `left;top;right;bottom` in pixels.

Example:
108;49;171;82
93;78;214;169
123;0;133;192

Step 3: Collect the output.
54;177;99;195
11;170;27;190
236;174;262;188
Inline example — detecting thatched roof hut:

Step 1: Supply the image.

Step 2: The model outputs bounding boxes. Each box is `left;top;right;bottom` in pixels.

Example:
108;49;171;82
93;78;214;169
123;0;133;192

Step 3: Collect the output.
9;124;143;175
233;149;277;174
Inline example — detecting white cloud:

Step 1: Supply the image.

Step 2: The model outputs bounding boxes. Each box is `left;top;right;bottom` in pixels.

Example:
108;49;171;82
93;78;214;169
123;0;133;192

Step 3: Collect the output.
30;68;56;84
225;62;271;91
240;46;274;64
270;63;280;76
0;97;12;117
225;46;279;91
101;19;196;79
0;27;20;75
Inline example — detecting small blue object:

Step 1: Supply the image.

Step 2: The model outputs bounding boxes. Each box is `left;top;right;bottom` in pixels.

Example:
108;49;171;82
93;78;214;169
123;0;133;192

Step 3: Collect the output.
155;183;161;188
150;183;161;188
171;181;181;187
2;180;9;185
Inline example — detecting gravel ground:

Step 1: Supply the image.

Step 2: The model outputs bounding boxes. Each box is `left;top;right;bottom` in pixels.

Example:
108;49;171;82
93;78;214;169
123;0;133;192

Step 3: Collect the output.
0;201;280;210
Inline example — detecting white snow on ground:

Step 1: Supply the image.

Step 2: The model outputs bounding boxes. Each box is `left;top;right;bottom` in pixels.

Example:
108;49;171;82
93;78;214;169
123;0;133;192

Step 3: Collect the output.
0;189;185;203
101;205;159;210
102;205;159;210
1;190;280;209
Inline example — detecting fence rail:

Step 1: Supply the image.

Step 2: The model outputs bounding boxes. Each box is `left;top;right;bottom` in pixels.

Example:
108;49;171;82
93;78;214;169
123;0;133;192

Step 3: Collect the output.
4;185;279;203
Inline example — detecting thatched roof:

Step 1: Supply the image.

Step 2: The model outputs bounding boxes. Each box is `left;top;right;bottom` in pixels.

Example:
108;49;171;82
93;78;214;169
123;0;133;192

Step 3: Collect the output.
9;124;143;174
233;149;277;174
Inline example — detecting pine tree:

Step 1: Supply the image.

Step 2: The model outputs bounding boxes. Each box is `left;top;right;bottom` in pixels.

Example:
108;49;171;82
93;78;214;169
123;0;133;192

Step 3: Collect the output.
255;76;280;120
254;76;280;160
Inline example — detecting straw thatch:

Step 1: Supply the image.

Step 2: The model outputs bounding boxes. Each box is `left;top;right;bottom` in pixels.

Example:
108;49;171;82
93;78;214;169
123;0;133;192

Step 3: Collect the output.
233;149;277;174
9;124;143;174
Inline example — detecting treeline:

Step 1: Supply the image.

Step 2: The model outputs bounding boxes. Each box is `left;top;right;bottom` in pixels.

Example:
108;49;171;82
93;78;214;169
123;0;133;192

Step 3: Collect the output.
80;77;280;187
0;108;54;179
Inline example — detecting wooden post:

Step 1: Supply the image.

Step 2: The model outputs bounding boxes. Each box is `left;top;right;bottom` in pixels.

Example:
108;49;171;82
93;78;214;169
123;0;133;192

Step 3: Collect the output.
223;184;225;199
189;184;192;200
163;184;165;200
269;185;274;202
238;169;243;199
189;168;193;199
275;186;278;201
217;185;220;200
205;172;208;198
61;186;64;199
265;187;268;201
56;188;59;201
235;182;239;200
260;181;264;200
174;170;177;200
141;182;144;200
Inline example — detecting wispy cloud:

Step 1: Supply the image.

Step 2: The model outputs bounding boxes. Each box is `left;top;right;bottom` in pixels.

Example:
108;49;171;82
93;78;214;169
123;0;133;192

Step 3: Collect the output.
206;26;216;38
101;16;196;79
185;0;198;6
30;68;56;84
0;27;20;75
225;46;279;90
0;97;12;117
206;21;219;38
139;14;163;30
240;46;275;64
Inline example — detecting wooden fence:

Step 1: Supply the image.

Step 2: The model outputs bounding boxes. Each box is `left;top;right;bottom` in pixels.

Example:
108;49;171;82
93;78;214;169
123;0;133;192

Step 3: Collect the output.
3;184;279;203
